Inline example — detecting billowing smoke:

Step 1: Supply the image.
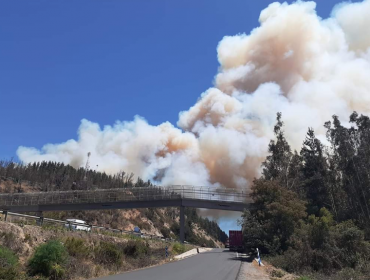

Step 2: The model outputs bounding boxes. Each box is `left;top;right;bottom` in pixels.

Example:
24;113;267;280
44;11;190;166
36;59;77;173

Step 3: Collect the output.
17;0;370;190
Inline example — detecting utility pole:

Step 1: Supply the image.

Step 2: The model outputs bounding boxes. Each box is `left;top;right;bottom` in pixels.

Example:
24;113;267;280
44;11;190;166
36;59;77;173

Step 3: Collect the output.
180;206;185;243
84;152;91;182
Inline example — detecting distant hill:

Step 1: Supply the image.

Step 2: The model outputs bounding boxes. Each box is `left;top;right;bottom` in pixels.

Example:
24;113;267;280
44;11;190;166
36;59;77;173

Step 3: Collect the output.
0;160;227;247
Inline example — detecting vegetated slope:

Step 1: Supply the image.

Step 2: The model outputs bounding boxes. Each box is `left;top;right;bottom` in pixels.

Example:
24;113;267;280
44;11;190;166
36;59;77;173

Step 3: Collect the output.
0;220;193;280
0;161;227;247
241;112;370;280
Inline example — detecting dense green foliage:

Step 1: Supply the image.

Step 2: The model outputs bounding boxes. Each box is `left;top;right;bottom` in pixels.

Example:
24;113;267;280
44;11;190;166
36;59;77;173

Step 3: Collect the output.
241;112;370;278
0;245;18;280
28;240;68;278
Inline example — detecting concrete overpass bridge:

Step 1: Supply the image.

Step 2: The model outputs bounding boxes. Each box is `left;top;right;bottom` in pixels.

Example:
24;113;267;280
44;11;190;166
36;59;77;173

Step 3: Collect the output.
0;186;254;242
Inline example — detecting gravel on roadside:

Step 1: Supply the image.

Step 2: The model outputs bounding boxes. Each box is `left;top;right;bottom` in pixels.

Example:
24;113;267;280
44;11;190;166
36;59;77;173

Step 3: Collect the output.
236;254;270;280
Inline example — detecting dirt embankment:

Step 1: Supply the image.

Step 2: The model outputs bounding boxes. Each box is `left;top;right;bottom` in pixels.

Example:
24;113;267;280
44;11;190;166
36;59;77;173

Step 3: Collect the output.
0;221;193;279
235;254;299;280
0;221;137;259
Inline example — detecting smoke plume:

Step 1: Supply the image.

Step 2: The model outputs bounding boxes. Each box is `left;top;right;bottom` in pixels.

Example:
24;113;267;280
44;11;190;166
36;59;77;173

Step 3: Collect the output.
17;0;370;190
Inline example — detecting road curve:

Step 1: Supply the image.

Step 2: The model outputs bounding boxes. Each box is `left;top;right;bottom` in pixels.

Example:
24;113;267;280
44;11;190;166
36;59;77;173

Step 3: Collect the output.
95;248;241;280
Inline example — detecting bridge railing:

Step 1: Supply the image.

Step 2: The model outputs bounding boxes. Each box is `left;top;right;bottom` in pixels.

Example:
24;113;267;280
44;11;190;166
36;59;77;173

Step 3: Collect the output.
179;186;249;202
0;186;251;208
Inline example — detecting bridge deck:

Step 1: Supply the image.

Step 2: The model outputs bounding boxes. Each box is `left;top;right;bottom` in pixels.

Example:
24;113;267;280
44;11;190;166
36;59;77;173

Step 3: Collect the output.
0;186;253;212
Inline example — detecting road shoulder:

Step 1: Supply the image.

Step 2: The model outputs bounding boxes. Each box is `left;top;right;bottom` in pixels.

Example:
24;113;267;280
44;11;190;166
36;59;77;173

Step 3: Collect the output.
236;254;270;280
174;247;213;260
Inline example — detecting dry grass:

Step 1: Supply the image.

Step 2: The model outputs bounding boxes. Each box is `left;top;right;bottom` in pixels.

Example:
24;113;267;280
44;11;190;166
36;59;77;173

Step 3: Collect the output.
0;221;194;280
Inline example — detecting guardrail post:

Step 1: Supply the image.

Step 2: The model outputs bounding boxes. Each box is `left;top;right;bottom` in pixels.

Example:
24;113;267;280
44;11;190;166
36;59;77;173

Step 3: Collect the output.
3;211;8;222
180;206;185;243
257;248;262;266
38;216;44;227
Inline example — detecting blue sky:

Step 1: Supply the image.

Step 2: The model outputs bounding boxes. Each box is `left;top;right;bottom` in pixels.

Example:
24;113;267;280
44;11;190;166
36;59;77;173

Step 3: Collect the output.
0;0;355;160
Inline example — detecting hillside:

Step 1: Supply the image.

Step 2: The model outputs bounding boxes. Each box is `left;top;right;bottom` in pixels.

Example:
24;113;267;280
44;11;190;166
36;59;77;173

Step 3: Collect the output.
0;220;195;279
0;160;227;247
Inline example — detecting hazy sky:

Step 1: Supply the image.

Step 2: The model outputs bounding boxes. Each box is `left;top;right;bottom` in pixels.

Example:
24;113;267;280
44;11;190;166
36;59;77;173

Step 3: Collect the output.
0;0;358;159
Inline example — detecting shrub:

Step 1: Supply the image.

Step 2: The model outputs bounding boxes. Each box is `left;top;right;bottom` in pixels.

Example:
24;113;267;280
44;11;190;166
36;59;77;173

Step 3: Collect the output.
94;242;122;267
145;209;157;222
160;227;171;239
64;237;89;259
0;245;18;280
172;242;185;255
136;221;151;231
123;240;150;258
170;223;179;236
50;263;66;279
0;267;18;280
24;234;33;245
271;269;285;278
28;240;68;278
0;245;17;267
268;248;308;273
0;232;18;251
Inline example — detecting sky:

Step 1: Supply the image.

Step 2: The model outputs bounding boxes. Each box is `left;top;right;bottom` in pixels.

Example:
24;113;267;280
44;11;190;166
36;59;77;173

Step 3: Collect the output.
0;0;363;232
0;0;358;159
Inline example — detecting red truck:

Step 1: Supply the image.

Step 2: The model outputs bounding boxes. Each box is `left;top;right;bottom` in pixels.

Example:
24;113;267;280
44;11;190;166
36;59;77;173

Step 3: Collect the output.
229;230;244;252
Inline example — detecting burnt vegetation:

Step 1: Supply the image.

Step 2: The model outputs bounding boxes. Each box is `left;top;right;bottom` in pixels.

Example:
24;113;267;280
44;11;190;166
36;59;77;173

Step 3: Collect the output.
241;112;370;279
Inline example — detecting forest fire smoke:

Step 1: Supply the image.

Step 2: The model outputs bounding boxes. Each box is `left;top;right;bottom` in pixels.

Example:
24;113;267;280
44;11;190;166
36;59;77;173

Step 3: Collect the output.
17;1;370;190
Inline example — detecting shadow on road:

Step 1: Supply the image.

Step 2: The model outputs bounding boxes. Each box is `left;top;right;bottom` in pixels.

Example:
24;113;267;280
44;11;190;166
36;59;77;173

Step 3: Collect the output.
199;249;256;264
201;249;230;254
228;254;254;263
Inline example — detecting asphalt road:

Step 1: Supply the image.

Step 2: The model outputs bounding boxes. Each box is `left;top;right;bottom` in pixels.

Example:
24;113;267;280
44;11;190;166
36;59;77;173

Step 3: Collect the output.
96;248;241;280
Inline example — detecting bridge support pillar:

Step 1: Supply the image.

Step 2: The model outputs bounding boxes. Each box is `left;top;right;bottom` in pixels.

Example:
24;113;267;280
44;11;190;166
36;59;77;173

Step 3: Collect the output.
36;212;44;226
180;206;185;243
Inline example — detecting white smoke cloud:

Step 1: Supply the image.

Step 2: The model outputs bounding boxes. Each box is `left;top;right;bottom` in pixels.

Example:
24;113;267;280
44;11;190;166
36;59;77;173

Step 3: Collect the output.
17;0;370;190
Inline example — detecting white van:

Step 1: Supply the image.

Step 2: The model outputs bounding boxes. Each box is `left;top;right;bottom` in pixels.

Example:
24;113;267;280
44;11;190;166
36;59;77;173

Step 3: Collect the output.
65;219;91;232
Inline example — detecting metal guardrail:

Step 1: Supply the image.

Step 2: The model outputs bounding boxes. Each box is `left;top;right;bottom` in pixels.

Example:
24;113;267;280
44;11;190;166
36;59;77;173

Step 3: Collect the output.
0;186;251;208
2;211;175;241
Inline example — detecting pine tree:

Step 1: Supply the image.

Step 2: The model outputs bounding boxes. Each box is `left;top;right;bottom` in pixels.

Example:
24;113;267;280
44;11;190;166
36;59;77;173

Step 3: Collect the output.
262;112;292;187
300;128;330;215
